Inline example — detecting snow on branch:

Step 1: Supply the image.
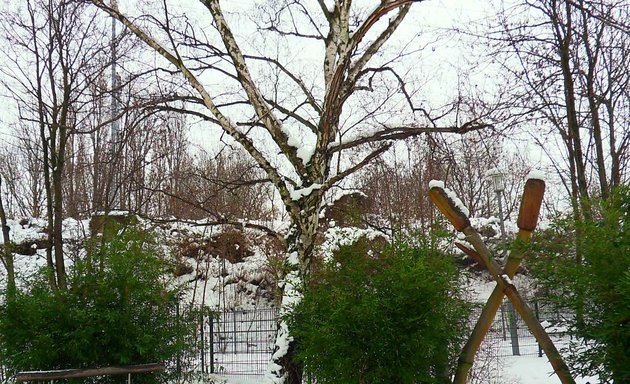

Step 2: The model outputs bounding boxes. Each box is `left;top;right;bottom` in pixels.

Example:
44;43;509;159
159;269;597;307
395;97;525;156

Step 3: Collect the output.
290;183;322;201
328;122;492;153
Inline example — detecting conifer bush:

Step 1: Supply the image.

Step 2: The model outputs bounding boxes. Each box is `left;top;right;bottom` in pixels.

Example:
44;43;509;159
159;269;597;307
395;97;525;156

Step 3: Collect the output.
288;236;470;384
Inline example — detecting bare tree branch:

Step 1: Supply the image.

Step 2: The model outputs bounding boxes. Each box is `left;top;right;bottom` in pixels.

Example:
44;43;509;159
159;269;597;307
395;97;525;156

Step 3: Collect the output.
90;0;299;219
329;122;492;153
200;0;308;176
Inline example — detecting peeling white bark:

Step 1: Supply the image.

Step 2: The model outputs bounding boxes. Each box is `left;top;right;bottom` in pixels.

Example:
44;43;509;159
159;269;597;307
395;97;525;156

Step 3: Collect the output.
265;251;302;384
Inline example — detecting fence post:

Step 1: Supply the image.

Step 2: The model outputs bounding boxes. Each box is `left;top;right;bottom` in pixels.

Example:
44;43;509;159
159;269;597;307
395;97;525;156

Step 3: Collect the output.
500;302;507;341
507;301;521;356
176;301;181;377
535;301;543;357
210;314;215;374
200;310;205;374
233;311;237;354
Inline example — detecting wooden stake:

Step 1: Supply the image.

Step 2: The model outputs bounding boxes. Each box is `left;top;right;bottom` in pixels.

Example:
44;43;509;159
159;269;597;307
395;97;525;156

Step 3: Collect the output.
429;182;574;384
453;178;545;382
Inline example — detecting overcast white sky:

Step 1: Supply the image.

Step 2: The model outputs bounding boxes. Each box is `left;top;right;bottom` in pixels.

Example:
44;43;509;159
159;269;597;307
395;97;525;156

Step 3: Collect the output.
0;0;496;140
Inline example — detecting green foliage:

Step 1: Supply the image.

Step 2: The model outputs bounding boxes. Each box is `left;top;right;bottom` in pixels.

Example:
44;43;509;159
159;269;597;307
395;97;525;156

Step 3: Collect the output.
289;236;470;384
0;228;199;383
529;186;630;383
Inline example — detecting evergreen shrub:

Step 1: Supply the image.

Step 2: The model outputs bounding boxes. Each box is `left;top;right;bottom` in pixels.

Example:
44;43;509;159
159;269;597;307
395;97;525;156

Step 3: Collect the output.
0;228;199;383
289;236;470;384
529;186;630;383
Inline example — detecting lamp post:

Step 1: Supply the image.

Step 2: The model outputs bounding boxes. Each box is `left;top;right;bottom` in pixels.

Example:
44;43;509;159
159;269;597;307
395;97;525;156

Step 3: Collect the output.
489;171;507;241
488;169;520;356
109;16;120;210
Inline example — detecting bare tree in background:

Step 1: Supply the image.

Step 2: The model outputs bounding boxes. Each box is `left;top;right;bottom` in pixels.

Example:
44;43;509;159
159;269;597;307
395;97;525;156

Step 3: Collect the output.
155;147;273;222
88;1;494;381
1;0;186;221
0;175;16;296
0;0;118;290
433;134;533;219
0;137;46;218
359;136;442;231
360;132;530;232
482;0;630;219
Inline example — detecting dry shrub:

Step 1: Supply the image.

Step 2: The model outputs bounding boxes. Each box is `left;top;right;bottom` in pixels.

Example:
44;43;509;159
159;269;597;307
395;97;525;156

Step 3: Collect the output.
207;230;253;263
177;238;207;260
323;192;369;228
175;229;254;264
173;260;194;277
258;235;287;304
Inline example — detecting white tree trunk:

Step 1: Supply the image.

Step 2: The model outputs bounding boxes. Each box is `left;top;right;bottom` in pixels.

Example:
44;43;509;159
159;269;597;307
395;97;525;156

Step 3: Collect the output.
265;250;302;384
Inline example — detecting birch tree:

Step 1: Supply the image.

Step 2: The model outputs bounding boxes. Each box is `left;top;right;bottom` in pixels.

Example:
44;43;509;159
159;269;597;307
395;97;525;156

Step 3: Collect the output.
88;1;492;382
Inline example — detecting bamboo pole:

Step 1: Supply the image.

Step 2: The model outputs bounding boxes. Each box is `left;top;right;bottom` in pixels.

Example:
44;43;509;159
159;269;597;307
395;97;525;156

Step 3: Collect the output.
453;178;545;383
429;183;575;384
457;235;574;384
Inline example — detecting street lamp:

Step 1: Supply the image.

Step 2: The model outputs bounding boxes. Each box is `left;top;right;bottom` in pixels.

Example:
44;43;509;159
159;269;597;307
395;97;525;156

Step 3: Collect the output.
489;170;504;192
487;169;507;240
487;168;520;356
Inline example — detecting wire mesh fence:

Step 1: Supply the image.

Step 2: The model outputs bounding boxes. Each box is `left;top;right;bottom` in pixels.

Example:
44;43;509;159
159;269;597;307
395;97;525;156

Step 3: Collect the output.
472;299;566;358
191;299;566;376
0;300;565;381
200;307;279;376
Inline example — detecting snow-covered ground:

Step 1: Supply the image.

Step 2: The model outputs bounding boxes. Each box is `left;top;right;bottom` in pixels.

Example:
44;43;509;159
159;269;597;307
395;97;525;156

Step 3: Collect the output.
504;356;596;384
179;357;599;384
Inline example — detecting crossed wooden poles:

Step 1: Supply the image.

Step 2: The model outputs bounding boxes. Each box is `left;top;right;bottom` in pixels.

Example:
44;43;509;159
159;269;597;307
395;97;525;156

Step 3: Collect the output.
429;177;575;384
